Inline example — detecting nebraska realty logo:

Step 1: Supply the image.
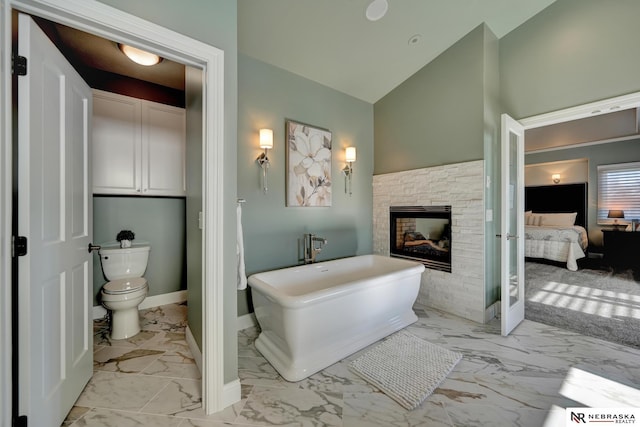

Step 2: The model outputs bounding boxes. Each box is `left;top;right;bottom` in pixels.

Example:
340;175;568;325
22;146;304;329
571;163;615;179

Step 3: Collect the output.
566;408;638;425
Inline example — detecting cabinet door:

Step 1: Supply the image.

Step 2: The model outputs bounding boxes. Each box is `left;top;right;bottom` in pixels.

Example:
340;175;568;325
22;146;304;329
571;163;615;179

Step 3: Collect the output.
92;90;142;194
141;101;186;196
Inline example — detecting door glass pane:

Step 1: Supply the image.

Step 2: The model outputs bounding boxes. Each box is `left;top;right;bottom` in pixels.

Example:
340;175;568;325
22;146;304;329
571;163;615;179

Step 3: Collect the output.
508;131;519;307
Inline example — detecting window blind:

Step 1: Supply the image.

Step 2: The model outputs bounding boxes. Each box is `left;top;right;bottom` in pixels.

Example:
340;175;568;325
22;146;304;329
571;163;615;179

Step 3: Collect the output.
597;161;640;224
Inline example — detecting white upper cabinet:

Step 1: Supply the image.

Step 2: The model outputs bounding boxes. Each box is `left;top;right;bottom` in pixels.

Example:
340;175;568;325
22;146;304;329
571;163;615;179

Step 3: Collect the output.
92;89;186;196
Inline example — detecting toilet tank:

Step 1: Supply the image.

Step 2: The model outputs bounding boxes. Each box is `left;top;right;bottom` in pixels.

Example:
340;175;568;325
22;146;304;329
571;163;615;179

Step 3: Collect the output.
99;244;150;280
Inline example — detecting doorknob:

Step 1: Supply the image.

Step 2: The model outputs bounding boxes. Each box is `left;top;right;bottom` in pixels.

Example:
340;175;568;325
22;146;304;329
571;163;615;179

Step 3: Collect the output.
495;234;518;240
88;243;101;253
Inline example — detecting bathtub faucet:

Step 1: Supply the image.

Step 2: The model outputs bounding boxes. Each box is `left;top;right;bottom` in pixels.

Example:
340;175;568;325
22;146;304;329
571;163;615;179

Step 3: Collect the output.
304;233;327;264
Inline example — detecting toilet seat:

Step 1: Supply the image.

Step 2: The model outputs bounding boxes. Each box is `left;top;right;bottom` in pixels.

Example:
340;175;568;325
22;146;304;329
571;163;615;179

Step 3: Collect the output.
103;277;147;295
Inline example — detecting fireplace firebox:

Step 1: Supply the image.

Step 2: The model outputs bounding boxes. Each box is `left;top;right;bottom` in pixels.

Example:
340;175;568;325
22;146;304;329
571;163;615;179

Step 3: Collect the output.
389;206;452;273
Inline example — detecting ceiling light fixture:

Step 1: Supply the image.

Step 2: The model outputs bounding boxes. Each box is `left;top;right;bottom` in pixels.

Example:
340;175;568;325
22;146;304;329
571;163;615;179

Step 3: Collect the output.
118;43;162;66
365;0;388;22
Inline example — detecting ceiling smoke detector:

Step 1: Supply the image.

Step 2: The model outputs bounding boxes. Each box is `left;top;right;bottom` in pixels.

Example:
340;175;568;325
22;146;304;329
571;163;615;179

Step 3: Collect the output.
366;0;388;22
408;34;422;46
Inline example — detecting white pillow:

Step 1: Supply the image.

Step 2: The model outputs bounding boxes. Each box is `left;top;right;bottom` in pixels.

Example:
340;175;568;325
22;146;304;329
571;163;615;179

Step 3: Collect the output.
533;214;542;226
525;212;540;226
538;212;577;227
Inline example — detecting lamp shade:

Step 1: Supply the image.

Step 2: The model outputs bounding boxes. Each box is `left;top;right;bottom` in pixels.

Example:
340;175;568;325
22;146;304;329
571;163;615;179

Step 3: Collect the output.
345;146;357;163
607;210;625;219
259;129;273;149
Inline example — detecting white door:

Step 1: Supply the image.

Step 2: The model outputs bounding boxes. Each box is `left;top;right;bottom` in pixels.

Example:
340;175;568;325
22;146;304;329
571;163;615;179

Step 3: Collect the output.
500;114;525;336
17;13;93;426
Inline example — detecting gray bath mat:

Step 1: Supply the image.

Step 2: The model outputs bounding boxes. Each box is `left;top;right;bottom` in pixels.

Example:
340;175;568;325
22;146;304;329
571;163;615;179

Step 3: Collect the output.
349;330;462;410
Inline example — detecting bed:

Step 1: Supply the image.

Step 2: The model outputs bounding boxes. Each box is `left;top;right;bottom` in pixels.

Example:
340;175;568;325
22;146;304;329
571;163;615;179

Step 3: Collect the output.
524;184;589;271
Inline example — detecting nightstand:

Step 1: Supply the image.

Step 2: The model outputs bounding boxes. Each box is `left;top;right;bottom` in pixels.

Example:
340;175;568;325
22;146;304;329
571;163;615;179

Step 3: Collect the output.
602;230;640;269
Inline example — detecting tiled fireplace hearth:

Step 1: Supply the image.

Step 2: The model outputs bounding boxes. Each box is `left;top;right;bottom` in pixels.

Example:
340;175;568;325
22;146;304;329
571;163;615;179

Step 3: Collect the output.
373;160;486;323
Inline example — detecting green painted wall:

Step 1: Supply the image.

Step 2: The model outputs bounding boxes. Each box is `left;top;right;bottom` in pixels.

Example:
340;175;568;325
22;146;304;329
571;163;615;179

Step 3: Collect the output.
237;53;374;316
373;24;501;310
526;139;640;247
482;28;501;309
501;0;640;119
97;0;238;384
374;24;487;175
185;66;204;351
92;197;186;305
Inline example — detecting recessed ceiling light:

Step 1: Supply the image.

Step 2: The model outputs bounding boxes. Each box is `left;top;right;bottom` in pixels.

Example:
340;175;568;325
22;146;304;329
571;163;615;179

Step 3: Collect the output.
118;43;162;66
408;34;422;46
366;0;388;22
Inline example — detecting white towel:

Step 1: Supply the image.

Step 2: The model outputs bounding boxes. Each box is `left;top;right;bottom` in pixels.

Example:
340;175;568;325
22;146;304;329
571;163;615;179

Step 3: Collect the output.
237;203;247;290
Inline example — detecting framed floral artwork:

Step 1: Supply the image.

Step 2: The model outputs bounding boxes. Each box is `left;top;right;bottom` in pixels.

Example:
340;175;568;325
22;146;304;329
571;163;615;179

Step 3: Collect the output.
286;119;332;207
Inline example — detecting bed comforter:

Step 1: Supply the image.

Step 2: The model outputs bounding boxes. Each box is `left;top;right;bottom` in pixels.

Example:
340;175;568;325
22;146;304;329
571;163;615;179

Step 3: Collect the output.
524;225;588;271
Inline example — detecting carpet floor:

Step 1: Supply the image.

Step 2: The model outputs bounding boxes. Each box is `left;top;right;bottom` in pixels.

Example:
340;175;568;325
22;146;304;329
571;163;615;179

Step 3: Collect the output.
525;259;640;348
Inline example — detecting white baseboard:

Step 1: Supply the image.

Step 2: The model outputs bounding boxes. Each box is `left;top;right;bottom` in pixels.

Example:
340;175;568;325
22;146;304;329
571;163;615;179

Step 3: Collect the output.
139;290;188;310
187;325;240;410
92;290;188;320
485;301;500;322
223;379;242;408
236;312;257;330
93;305;108;320
185;325;202;374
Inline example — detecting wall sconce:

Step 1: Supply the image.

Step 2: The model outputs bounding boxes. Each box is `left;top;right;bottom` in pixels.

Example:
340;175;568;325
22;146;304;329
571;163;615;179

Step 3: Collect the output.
552;174;561;184
342;146;356;196
256;128;273;193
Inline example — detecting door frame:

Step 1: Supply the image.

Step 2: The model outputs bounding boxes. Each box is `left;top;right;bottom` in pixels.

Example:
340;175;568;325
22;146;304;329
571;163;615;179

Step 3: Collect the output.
502;90;640;337
520;91;640;131
0;0;229;422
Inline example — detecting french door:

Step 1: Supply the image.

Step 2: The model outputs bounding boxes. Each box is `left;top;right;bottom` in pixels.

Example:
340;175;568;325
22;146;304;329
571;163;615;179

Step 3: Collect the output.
500;114;525;336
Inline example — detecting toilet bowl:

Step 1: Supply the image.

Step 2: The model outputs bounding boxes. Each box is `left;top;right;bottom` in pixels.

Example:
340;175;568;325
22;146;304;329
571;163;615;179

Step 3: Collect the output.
99;244;150;340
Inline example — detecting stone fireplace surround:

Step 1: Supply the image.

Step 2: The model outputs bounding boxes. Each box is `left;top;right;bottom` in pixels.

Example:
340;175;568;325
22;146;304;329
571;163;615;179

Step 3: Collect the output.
373;160;485;323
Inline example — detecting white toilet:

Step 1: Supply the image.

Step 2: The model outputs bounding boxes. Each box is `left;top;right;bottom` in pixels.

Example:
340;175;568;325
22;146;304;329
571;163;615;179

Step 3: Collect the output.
99;244;150;340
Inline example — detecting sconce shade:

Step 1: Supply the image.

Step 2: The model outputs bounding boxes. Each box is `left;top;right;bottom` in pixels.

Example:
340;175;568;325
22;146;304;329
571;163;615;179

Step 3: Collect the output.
607;210;625;219
259;129;273;149
345;146;357;163
118;44;162;66
552;174;560;183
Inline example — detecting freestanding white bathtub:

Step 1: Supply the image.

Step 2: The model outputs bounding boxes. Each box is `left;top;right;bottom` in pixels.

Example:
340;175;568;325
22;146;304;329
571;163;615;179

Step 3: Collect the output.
247;254;425;382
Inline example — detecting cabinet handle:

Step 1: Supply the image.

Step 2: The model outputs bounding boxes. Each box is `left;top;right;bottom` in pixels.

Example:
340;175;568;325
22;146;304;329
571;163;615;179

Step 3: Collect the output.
136;188;141;192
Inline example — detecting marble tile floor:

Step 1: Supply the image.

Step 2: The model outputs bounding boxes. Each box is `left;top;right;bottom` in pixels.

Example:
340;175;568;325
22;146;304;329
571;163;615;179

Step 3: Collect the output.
64;303;640;426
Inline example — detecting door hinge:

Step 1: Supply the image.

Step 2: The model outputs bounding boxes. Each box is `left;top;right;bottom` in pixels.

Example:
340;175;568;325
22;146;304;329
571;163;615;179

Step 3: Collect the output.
12;54;27;76
13;415;27;427
13;236;27;257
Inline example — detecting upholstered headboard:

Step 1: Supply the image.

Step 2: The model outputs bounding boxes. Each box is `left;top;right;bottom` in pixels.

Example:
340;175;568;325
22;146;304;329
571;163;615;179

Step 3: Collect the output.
524;183;588;229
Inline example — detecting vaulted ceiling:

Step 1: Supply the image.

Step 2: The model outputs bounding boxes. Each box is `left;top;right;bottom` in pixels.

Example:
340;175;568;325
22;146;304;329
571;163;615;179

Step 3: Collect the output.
39;1;640;149
237;0;557;103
